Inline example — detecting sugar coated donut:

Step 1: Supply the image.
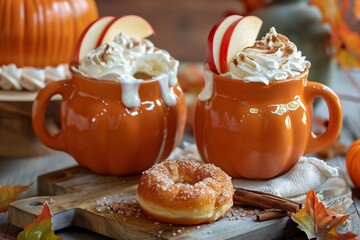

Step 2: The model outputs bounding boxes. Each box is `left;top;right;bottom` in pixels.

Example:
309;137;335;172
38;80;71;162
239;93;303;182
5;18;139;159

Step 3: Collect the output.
137;159;234;225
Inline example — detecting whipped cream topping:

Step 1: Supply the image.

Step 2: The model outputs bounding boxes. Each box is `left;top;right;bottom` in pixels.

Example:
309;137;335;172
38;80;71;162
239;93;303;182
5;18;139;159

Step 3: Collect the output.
74;33;179;108
21;68;46;91
0;64;22;90
0;64;70;91
225;27;311;85
45;65;71;82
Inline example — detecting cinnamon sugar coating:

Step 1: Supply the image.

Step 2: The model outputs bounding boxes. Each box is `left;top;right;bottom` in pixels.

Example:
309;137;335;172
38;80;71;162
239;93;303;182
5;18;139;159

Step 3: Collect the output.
137;159;234;225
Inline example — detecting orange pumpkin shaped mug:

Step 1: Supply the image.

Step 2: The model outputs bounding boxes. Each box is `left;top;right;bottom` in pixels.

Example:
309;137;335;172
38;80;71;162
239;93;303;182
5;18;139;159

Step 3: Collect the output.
195;20;342;179
32;16;187;175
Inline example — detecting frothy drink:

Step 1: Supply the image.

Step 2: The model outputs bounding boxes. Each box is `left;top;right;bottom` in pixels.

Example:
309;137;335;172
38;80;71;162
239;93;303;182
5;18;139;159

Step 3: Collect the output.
73;33;179;108
226;27;311;84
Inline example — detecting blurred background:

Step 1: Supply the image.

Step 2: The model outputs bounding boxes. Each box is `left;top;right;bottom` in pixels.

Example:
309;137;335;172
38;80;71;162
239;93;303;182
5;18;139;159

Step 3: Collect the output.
93;0;358;64
93;0;360;87
94;0;243;62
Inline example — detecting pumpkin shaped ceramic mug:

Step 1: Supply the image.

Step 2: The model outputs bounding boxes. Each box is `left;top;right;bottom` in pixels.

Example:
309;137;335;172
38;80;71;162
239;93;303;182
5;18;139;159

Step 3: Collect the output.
195;24;342;179
32;16;186;175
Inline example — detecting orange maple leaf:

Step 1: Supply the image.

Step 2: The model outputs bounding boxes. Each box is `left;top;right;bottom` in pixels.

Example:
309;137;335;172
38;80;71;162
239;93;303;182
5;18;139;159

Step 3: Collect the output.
354;0;360;20
310;0;360;68
291;190;358;240
0;185;30;213
17;204;62;240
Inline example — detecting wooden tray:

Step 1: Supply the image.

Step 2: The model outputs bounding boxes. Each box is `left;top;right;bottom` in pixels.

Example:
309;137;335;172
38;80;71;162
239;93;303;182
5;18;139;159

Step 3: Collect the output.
0;97;61;157
8;166;298;239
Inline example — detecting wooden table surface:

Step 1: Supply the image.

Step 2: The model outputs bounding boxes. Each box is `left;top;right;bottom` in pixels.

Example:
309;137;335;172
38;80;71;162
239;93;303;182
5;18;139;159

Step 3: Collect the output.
1;67;360;239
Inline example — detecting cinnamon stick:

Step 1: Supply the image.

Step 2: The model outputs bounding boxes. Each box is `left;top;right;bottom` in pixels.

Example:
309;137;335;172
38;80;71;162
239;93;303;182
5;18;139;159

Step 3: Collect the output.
233;188;301;213
256;211;289;222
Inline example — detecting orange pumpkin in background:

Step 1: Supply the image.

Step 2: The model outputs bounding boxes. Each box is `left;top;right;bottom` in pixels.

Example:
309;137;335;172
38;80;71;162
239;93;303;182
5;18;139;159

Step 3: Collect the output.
0;0;98;68
346;139;360;189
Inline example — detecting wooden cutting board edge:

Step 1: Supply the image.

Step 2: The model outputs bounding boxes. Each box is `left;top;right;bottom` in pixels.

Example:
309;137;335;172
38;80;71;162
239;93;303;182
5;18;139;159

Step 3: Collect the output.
8;166;297;240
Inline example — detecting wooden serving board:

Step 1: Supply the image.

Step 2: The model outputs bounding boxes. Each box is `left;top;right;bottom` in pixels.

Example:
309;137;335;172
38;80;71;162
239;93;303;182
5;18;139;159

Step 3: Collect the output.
8;166;298;239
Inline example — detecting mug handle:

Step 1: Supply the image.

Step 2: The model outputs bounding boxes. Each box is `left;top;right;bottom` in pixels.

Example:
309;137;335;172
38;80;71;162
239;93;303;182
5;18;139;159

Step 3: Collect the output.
304;81;342;154
32;79;74;151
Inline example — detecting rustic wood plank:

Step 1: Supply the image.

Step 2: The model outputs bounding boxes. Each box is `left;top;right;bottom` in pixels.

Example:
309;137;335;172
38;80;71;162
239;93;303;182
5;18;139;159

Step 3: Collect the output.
56;227;111;240
350;189;360;235
0;213;9;238
1;212;26;239
8;166;299;240
0;152;78;239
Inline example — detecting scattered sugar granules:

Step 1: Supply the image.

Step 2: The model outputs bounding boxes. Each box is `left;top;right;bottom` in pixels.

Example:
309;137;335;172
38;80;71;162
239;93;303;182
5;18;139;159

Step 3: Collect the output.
226;206;261;221
110;198;142;217
95;194;141;217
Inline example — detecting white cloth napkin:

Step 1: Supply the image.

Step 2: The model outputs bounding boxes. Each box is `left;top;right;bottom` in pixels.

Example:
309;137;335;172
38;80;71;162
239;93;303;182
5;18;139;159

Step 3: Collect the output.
232;156;340;201
169;143;351;204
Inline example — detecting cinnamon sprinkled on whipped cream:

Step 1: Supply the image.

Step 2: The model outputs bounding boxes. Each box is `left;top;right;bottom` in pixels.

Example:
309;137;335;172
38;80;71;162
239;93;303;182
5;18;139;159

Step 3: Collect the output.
73;33;179;108
225;27;311;85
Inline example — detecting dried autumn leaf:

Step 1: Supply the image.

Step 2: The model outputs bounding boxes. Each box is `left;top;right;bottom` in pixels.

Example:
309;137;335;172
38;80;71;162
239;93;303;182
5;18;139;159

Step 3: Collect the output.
337;49;360;69
335;23;360;68
0;185;30;213
17;204;62;240
310;0;360;68
291;190;357;240
310;0;342;26
354;0;360;20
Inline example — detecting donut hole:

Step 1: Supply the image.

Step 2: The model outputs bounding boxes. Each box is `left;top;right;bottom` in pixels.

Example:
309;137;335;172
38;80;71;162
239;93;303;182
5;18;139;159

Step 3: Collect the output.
174;174;197;185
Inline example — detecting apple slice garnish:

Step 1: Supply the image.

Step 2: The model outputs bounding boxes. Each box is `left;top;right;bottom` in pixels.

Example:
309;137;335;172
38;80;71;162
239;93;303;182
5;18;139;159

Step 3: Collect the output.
207;15;243;74
73;16;115;66
219;16;262;73
96;15;155;47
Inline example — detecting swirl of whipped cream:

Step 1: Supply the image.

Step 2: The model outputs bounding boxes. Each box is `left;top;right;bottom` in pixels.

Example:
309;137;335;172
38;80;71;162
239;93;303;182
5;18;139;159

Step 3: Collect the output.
227;27;311;85
20;67;46;91
78;41;131;79
0;64;70;91
0;64;22;90
114;33;156;56
45;64;71;83
77;33;164;80
74;33;179;108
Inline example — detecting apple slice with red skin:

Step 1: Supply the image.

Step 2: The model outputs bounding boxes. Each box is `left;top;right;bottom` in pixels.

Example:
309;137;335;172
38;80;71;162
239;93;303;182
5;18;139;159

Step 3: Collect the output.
219;16;263;73
96;15;155;47
207;15;243;75
73;16;115;66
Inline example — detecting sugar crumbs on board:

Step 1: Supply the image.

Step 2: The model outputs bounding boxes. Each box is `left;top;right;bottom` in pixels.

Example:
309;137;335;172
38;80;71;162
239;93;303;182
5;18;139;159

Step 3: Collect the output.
110;198;142;217
226;206;261;221
95;194;142;217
